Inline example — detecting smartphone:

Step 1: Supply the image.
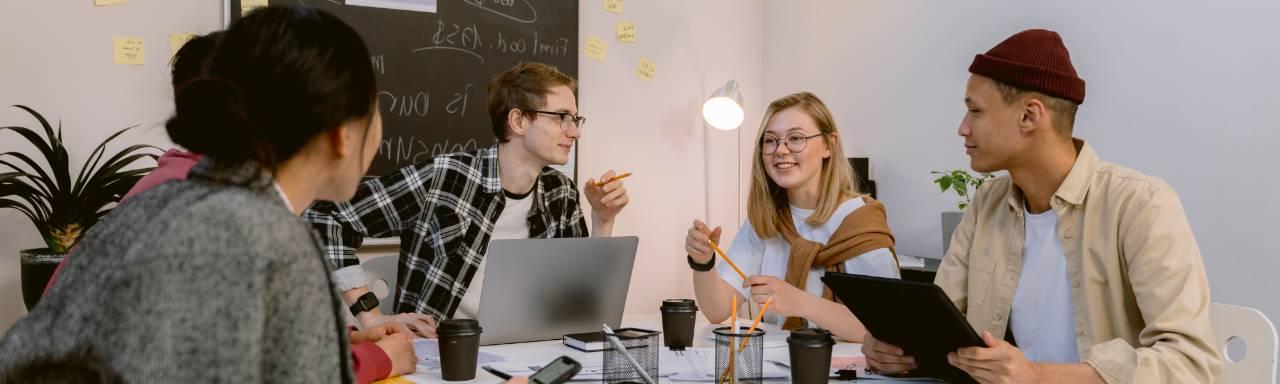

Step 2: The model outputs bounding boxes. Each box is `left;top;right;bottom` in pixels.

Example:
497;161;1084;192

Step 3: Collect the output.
529;356;581;384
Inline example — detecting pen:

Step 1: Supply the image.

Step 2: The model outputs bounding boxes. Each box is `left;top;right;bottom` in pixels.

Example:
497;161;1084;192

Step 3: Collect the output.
602;323;657;384
482;365;513;380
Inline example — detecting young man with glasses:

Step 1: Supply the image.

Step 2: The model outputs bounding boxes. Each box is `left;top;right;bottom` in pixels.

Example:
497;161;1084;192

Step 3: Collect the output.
305;62;630;337
684;92;899;342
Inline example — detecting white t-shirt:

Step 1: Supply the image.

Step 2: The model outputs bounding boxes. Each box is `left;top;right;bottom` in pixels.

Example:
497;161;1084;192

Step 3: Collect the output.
454;189;534;319
1009;208;1081;363
716;198;900;326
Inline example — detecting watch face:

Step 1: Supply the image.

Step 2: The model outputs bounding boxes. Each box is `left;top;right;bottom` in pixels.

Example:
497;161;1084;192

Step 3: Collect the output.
360;293;379;308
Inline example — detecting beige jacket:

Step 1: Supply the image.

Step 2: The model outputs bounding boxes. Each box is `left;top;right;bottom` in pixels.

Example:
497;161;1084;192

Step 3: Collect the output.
935;139;1220;383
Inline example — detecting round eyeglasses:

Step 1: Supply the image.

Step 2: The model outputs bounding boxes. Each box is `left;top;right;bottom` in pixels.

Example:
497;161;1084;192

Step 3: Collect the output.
761;132;823;155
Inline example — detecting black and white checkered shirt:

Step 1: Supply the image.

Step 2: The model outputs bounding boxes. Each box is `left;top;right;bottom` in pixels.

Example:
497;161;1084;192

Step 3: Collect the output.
303;145;588;319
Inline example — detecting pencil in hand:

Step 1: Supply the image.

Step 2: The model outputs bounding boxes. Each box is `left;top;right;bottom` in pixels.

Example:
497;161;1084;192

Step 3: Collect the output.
592;172;633;187
708;239;747;282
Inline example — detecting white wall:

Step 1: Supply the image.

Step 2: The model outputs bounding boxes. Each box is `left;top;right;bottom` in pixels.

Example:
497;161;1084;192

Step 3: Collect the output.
763;0;1280;333
574;0;762;316
0;0;762;330
0;0;222;331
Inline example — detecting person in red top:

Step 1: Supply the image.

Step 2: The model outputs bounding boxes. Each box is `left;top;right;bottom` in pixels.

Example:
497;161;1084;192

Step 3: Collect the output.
38;29;409;383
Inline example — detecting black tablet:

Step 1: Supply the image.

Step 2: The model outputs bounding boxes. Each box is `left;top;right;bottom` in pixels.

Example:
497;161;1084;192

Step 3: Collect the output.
821;272;983;383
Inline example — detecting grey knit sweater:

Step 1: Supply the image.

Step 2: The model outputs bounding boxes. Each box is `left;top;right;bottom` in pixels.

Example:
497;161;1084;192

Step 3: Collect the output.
0;159;355;383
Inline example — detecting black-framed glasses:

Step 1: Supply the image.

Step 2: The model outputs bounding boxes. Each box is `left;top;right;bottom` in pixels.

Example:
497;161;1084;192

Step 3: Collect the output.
761;133;824;155
531;110;586;131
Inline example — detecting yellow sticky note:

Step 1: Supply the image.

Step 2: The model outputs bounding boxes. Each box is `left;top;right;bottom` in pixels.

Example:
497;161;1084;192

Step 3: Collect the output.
242;0;268;15
113;36;144;65
603;0;623;14
585;36;607;62
616;21;637;43
170;33;196;57
636;58;656;82
95;0;127;5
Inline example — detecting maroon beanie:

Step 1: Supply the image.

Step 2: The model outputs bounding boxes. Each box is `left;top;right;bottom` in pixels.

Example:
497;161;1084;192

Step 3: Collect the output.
969;29;1086;105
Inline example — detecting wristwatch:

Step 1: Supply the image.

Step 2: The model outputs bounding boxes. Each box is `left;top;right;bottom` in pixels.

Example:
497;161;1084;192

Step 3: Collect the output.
687;254;715;272
349;292;379;316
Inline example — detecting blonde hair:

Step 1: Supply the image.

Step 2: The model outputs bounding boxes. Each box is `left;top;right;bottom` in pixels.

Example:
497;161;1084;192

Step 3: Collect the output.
747;92;861;239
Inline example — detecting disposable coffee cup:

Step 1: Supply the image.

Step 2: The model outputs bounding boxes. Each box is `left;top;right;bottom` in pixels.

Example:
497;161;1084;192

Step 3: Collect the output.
787;328;835;384
660;299;698;350
438;319;483;381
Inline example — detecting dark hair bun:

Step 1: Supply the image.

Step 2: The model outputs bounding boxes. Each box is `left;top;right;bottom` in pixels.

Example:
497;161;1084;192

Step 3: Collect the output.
166;77;260;160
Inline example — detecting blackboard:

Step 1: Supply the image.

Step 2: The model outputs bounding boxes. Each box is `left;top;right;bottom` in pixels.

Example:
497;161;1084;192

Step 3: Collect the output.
228;0;579;177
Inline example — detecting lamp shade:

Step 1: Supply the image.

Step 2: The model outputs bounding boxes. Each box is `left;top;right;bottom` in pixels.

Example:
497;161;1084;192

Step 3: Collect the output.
702;80;744;131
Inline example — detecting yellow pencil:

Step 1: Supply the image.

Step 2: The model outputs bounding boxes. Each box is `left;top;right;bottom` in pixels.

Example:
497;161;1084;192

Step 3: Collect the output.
725;296;737;384
592;172;633;187
719;296;772;381
736;296;772;351
708;239;748;282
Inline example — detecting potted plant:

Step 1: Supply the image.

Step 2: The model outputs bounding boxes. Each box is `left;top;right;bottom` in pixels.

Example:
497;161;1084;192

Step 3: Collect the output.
1;105;160;310
931;169;994;255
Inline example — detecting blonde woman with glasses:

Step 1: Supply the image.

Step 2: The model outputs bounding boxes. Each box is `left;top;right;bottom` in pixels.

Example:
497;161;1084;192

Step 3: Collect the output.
684;92;899;342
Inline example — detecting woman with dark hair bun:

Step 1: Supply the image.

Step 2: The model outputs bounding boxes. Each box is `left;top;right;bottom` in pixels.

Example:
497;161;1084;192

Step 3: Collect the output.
0;6;414;383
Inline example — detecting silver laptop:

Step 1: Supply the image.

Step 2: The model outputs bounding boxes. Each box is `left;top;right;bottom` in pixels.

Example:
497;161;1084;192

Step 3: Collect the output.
476;236;639;345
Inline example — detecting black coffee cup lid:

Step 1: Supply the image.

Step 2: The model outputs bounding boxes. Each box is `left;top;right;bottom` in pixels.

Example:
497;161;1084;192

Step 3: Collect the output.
661;299;697;310
788;328;834;343
438;319;482;336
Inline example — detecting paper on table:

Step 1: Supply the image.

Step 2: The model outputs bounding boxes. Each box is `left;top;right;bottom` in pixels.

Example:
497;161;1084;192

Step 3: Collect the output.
771;356;939;382
664;347;788;382
413;339;505;370
486;359;676;382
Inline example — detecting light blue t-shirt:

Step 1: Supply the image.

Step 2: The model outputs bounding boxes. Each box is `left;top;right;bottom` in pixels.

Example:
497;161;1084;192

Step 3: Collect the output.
1010;208;1081;363
717;198;900;326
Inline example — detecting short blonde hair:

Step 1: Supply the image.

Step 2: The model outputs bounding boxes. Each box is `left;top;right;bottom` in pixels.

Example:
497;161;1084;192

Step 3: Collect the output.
747;92;860;239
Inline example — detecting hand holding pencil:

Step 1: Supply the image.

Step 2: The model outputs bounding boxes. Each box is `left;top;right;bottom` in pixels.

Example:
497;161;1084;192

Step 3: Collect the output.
684;219;723;265
584;170;630;223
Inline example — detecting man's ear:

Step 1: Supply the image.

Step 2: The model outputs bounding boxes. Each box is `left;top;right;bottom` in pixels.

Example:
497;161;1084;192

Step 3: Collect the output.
507;108;527;138
1020;97;1047;135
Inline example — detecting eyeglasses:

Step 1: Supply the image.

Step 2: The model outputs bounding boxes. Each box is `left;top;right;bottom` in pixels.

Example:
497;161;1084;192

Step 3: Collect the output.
761;132;824;155
531;110;586;132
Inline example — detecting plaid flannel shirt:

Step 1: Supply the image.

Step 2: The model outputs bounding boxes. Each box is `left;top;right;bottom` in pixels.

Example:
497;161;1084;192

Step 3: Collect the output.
303;145;589;319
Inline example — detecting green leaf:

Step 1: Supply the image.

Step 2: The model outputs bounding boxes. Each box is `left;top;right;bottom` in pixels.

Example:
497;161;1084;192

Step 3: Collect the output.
938;176;952;192
0;106;160;249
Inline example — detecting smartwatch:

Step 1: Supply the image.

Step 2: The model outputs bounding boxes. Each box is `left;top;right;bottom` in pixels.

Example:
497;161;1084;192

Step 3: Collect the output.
349;292;379;316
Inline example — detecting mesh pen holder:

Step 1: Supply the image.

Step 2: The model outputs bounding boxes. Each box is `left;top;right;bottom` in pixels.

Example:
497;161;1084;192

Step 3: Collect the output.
714;326;765;384
603;328;660;384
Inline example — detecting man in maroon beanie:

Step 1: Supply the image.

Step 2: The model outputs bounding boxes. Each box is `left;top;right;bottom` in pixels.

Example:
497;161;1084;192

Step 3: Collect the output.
862;29;1220;383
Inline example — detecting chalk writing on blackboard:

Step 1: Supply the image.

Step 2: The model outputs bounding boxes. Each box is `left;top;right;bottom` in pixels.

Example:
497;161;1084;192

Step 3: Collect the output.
461;0;537;24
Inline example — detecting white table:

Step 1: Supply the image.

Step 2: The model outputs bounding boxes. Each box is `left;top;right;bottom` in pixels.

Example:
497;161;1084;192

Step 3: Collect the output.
399;313;869;383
